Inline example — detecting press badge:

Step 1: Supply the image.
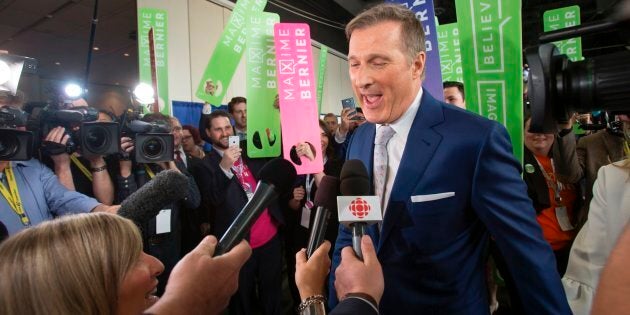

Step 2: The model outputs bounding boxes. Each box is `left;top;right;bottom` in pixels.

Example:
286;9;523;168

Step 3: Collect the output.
300;206;311;229
555;206;574;231
156;209;171;234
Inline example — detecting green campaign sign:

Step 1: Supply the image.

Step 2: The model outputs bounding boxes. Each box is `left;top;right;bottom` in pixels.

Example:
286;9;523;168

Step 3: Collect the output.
137;8;170;115
195;0;267;106
316;45;328;113
455;0;524;163
246;12;281;158
543;6;582;61
437;22;464;83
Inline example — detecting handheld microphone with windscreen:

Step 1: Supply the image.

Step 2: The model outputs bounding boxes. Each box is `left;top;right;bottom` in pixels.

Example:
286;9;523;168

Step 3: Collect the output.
306;175;339;258
215;158;297;256
337;159;382;261
118;169;189;226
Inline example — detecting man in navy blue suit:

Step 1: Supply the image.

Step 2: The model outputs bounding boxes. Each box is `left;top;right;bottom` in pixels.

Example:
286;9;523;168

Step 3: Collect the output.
329;4;570;314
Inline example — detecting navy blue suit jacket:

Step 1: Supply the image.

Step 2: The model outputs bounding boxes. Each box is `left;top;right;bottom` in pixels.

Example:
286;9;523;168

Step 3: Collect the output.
329;91;570;314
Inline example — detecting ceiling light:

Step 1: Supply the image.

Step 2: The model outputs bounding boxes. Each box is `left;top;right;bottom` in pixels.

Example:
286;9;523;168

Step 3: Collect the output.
123;53;130;57
93;47;100;51
55;61;60;65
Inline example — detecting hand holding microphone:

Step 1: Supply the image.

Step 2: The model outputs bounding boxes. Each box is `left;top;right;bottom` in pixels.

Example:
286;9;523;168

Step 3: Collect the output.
337;160;382;260
335;235;384;306
306;175;339;258
215;158;297;256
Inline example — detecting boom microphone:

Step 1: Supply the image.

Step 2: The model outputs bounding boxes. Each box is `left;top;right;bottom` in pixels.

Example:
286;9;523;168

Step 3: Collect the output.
215;158;297;256
118;169;189;226
337;160;382;260
306;175;339;258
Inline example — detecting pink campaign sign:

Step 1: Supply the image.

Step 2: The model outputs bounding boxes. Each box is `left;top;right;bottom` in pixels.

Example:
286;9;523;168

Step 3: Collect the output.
273;23;323;175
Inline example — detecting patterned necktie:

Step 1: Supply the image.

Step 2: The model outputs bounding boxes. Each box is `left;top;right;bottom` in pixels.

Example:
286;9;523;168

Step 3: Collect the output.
175;150;183;163
373;125;395;208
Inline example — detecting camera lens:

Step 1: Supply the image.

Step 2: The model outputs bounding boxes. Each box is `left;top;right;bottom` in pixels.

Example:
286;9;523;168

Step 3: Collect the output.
0;133;19;160
85;126;109;151
142;137;164;159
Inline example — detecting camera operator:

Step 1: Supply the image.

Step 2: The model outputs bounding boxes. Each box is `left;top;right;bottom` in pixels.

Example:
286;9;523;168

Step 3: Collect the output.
117;112;200;296
0;104;119;236
553;112;628;227
40;98;116;205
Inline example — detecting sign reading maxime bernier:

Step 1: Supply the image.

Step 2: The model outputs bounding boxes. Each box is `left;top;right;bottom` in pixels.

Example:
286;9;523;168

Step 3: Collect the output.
455;0;524;162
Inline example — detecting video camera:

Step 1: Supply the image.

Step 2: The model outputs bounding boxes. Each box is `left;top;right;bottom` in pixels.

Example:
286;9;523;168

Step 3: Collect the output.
0;106;33;161
122;119;174;163
525;1;630;133
31;103;120;158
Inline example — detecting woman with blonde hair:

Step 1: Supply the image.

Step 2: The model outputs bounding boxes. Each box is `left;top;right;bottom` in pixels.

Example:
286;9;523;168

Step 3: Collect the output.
0;212;163;315
562;116;630;315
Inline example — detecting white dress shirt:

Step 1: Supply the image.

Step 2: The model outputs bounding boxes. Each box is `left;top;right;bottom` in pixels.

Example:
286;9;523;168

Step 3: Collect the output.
376;87;423;214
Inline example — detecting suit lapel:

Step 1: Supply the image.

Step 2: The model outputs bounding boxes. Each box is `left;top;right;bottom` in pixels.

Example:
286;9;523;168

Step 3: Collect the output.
379;92;444;247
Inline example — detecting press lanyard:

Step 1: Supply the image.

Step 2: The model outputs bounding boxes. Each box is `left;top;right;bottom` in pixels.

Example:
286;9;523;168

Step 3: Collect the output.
144;164;156;179
0;163;30;226
534;157;563;204
70;154;92;182
304;174;315;209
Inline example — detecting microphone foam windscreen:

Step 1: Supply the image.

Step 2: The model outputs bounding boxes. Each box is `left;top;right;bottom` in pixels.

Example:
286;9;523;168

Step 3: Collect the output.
118;169;189;225
257;158;297;194
340;159;370;196
314;175;339;209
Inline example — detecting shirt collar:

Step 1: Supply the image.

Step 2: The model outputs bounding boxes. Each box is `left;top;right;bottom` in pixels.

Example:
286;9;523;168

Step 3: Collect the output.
376;86;423;141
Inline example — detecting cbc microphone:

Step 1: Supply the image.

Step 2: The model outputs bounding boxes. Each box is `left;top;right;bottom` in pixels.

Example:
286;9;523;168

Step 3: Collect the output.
306;175;339;258
337;159;382;260
215;158;297;256
118;169;189;226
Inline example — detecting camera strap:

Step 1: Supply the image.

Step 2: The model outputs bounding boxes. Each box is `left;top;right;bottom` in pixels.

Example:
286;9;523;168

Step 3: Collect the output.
0;164;30;226
70;155;93;182
144;164;156;179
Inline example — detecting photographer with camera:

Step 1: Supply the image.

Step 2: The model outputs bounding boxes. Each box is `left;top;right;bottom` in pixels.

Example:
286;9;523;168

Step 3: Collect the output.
117;112;200;296
0;104;119;236
39;98;116;205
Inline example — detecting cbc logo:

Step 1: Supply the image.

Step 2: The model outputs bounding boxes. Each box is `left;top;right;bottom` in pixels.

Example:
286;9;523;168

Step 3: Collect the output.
349;198;371;219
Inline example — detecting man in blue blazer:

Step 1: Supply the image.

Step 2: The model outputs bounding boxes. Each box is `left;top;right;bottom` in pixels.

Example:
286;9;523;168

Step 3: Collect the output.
329;4;570;314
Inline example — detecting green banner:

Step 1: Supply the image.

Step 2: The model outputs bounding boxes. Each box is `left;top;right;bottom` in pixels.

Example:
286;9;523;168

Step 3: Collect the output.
246;12;281;158
455;0;524;162
543;6;583;61
195;0;267;106
437;23;464;83
137;8;170;115
317;45;328;113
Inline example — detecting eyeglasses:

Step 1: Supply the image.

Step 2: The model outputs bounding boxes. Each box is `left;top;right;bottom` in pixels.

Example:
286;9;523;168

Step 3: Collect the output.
182;135;193;141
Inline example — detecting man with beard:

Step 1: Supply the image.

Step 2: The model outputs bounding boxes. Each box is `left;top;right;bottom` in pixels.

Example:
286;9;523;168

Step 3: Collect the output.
195;110;283;315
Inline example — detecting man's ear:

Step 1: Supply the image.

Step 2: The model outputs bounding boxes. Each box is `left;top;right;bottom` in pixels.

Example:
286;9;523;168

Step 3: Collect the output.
412;51;426;80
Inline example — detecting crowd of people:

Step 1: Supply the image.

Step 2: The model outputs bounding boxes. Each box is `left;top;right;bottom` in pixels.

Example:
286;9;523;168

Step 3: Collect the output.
1;3;630;315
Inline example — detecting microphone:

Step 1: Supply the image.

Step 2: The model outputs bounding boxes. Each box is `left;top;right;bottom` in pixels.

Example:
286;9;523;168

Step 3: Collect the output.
118;169;189;226
306;175;339;258
0;221;7;242
215;158;297;256
337;159;382;260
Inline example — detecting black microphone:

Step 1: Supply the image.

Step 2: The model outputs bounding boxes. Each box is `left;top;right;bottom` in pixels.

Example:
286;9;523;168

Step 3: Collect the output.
338;159;381;261
306;175;339;258
0;221;8;243
215;158;297;256
118;169;189;226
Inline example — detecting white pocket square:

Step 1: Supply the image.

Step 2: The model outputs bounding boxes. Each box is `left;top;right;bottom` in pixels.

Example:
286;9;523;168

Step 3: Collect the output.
411;192;455;203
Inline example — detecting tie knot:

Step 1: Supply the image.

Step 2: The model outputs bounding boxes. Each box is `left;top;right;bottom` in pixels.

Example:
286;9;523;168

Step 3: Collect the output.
375;125;395;145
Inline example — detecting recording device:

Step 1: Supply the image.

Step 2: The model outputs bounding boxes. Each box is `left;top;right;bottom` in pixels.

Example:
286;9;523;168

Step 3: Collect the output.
33;104;120;157
341;97;364;121
306;175;340;258
0;106;33;161
123;119;174;163
337;159;382;261
526;2;630;133
229;135;239;147
215;158;297;256
118;169;189;226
